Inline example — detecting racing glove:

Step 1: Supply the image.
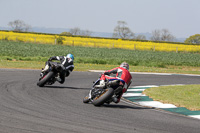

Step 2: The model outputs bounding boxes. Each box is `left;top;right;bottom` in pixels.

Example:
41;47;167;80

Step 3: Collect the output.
48;57;53;61
104;71;110;75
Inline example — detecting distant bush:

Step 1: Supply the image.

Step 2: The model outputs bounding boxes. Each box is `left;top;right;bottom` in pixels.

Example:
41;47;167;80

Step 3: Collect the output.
185;34;200;45
56;36;65;44
60;32;72;36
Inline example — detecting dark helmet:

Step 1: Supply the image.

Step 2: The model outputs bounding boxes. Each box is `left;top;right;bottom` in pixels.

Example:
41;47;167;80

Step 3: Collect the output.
120;62;129;70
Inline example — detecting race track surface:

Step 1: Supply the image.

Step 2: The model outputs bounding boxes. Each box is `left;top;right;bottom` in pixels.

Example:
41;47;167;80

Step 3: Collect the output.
0;69;200;133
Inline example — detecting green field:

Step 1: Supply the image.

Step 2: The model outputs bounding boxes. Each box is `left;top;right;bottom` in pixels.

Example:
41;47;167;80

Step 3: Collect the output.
1;40;200;68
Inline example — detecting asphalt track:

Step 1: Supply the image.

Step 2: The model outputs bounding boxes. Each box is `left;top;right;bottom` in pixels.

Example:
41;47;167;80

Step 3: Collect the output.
0;68;200;133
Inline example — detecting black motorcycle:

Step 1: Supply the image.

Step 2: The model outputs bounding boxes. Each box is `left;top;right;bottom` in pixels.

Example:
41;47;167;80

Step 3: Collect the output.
83;74;127;106
37;61;64;87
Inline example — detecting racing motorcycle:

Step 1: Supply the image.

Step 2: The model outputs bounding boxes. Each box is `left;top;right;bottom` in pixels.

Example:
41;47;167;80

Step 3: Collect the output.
83;74;126;106
37;61;64;87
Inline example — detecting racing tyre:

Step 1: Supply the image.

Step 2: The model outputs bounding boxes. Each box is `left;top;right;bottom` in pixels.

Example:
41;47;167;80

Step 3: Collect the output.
92;87;114;106
37;71;54;87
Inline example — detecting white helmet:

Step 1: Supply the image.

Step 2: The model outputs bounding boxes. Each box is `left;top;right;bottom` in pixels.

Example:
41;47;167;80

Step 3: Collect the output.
66;54;74;61
120;62;129;70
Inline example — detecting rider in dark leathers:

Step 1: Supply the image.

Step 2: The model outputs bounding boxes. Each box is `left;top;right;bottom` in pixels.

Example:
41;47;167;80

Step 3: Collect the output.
41;54;74;84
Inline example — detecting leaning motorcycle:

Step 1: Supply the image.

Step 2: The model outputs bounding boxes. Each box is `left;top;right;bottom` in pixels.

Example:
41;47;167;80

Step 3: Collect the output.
83;74;126;106
37;61;64;87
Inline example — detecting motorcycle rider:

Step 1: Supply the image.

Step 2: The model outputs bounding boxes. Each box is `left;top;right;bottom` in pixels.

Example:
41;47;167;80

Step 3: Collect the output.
98;62;132;103
41;53;74;84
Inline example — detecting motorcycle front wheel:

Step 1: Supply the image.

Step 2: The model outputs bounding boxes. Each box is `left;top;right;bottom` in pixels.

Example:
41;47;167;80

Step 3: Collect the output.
37;71;55;87
92;87;114;106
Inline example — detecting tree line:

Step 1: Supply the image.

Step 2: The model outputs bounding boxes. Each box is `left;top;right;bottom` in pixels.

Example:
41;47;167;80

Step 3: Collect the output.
7;19;200;45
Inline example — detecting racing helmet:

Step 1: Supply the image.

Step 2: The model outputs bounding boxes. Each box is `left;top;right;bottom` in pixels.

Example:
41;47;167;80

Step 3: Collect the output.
66;54;74;61
120;62;129;70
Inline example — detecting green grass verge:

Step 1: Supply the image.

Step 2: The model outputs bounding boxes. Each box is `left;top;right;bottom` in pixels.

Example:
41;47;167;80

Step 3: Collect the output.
0;60;118;71
1;60;200;75
143;85;200;111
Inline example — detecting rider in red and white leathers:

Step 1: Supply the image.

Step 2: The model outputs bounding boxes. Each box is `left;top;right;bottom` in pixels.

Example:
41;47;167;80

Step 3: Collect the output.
100;62;132;103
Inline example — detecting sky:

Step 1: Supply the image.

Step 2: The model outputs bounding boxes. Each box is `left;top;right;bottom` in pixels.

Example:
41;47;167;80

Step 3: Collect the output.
0;0;200;38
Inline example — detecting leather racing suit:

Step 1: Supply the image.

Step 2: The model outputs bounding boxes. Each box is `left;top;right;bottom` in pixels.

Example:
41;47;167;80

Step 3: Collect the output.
46;56;74;84
101;67;132;103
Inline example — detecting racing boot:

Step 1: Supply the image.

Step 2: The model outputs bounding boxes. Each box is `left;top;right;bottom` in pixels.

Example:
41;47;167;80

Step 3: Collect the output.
55;73;62;82
112;96;118;103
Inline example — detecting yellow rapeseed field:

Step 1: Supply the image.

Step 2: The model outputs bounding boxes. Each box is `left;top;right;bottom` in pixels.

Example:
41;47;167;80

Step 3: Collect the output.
0;31;199;52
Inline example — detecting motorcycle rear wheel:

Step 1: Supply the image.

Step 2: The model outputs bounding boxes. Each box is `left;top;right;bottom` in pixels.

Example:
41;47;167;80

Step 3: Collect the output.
37;71;55;87
92;88;114;106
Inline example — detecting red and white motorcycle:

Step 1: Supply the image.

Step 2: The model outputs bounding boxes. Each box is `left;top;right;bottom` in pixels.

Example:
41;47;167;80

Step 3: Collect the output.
83;74;130;106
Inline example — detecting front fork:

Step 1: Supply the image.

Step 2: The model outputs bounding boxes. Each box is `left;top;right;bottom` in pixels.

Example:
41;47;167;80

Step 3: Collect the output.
88;90;92;99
